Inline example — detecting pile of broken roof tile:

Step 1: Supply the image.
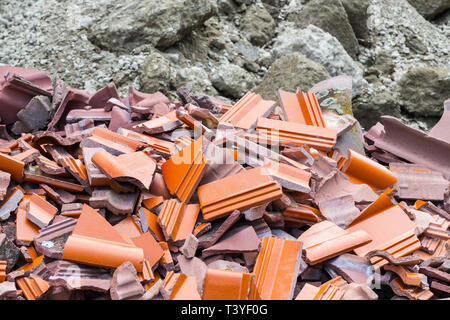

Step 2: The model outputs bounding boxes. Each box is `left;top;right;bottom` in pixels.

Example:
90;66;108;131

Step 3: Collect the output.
0;66;448;301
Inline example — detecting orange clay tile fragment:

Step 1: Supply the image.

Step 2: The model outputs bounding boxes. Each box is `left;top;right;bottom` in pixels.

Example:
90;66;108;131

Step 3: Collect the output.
252;237;302;300
26;194;58;229
0;152;24;182
256;117;337;151
384;265;423;287
263;157;311;193
298;221;372;265
198;167;283;221
140;207;165;242
161;137;207;203
219;91;275;130
157;199;199;244
23;166;84;192
16;198;40;246
277;90;325;127
389;278;433;300
131;232;164;269
202;268;253;300
312;276;347;300
282;204;323;227
142;196;164;211
17;255;44;274
295;283;321;300
80;127;146;155
0;261;6;282
117;128;176;155
338;149;397;190
92;150;156;190
62;204;144;272
163;271;201;300
346;189;421;269
113;216;142;243
132;110;182;134
16;276;49;300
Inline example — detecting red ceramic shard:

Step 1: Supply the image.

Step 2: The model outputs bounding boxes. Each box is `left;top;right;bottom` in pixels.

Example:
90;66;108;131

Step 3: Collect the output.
140;208;165;242
389;277;433;300
47;87;90;131
108;106;131;132
365;250;423;266
282;204;323;227
372;116;450;179
131;110;182;134
0;152;24;182
92;150;156;191
33;218;77;259
89;82;120;109
161;137;207;203
308;277;348;300
157;199;199;245
0;261;5;283
26;194;58;229
389;163;449;201
16;197;41;246
12;148;40;164
339;149;397;190
35;156;67;176
117;128;176;155
128;87;170;108
252;237;302;300
198;210;242;249
198;167;283;221
317;195;361;229
64;119;95;137
263;157;311;193
62;204;145;271
131;232;164;269
220;92;275;130
80;127;146;156
163;272;201;300
66;109;112;123
89;187;138;215
33;130;87;148
0;69;52;124
299;221;372;265
202;268;253;300
256;117;337;151
325;253;375;284
81;147;109;187
113;216;143;242
277;90;325;127
346;189;421;268
16;276;50;300
23;166;84;192
110;262;145;300
384;265;423;287
201;225;260;259
428;98;450;144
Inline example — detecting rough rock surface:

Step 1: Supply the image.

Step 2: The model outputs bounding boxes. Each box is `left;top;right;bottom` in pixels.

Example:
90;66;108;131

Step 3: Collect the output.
240;4;276;46
341;0;371;39
254;53;331;101
287;0;360;58
407;0;450;20
272;25;367;93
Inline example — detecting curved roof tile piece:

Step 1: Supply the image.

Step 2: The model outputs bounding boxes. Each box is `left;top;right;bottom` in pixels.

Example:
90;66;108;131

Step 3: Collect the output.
198;167;283;221
277;90;325;127
256;117;337;151
161;137;207;203
202;268;253;300
252;237;302;300
219;91;275;130
92;150;156;191
62;204;144;272
157;199;199;245
26;194;58;229
339;149;397;191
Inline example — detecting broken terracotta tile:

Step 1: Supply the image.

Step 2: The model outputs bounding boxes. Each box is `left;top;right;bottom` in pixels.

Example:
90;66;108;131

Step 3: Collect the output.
419;266;450;284
177;255;207;295
256;117;337;151
263;157;311;193
389;162;449;201
277;90;325;127
33;217;76;259
282;204;323;227
92;150;156;190
132;110;182;134
198;210;242;249
341;283;378;300
201;225;260;259
365;250;423;266
299;221;372;265
220;91;275;130
180;234;198;259
62;204;144;271
131;232;164;270
198;167;282;221
110;262;144;300
325;253;375;284
0;152;24;182
384;264;423;287
161;137;207;203
80;127;146;156
339;149;397;190
428;98;450;144
26;194;58;229
23;166;84;192
389;277;433;300
202;268;253;300
157;199;199;245
89;187;138;215
16;276;49;300
252;236;302;300
0;186;24;221
317;195;361;229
